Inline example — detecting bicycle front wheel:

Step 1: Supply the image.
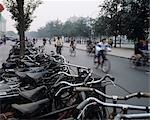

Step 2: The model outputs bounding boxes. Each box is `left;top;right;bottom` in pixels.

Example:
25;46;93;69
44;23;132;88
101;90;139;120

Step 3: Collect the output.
101;59;111;73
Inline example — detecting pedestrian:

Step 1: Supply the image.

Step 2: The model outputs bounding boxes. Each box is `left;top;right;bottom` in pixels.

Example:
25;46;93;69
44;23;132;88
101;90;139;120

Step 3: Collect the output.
43;38;46;46
33;38;36;44
49;38;51;44
3;35;6;44
55;36;63;55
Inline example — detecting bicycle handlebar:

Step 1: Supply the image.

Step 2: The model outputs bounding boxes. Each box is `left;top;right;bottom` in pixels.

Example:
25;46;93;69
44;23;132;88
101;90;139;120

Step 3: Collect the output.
53;74;115;88
74;87;150;100
77;97;150;111
57;71;79;77
64;62;90;70
114;113;150;120
54;74;115;96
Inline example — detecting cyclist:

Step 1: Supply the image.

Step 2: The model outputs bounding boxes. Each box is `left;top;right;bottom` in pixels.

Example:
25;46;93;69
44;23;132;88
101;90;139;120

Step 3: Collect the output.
70;39;76;51
131;39;148;66
86;39;94;54
69;39;76;56
94;39;111;65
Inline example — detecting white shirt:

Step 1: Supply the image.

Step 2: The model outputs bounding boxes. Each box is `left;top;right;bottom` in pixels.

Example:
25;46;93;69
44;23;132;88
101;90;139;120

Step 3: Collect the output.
95;42;111;55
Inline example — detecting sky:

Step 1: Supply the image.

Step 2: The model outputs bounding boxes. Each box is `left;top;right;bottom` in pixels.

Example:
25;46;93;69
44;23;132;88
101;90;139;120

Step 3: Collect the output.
0;0;103;32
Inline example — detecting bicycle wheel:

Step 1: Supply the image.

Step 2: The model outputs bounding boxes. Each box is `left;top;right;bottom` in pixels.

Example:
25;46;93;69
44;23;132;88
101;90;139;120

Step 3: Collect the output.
70;48;76;57
74;104;107;120
101;59;111;73
73;49;76;57
129;56;136;68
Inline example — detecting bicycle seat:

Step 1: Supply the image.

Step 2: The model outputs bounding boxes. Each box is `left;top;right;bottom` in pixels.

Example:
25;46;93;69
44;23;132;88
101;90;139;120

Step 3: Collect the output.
29;66;44;72
0;83;10;90
19;86;46;101
9;55;20;58
24;61;36;67
26;71;48;80
12;98;49;114
15;71;27;78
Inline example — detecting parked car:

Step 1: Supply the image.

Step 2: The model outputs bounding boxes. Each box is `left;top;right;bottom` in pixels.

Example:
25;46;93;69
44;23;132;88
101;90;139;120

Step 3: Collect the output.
5;36;17;42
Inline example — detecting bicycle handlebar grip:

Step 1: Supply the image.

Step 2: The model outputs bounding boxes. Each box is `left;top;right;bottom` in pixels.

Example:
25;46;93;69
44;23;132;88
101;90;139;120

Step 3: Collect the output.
77;99;89;110
106;74;115;81
74;87;94;92
140;92;150;97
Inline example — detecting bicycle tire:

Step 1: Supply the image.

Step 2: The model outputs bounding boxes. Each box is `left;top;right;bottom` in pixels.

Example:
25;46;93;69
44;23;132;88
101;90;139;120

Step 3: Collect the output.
69;48;76;57
73;104;107;120
101;59;111;73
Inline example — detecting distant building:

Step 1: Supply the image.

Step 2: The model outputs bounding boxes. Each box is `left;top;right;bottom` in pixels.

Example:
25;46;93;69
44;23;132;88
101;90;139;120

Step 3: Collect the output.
0;14;6;38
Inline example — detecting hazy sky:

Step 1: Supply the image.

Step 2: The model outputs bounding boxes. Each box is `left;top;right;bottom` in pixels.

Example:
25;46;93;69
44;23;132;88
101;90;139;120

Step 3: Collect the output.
0;0;102;32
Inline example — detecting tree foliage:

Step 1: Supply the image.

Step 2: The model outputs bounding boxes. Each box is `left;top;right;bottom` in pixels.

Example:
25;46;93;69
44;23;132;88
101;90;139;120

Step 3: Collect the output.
94;0;149;47
4;0;42;31
36;17;91;38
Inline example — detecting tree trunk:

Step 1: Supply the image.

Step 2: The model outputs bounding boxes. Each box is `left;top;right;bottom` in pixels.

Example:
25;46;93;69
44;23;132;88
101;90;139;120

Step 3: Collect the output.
119;35;121;48
19;29;25;57
114;35;117;48
17;0;25;57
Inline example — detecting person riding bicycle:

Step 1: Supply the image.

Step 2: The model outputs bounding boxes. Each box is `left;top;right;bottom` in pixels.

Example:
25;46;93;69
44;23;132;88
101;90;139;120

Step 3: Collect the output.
132;39;148;66
94;39;111;64
86;39;95;54
70;39;76;51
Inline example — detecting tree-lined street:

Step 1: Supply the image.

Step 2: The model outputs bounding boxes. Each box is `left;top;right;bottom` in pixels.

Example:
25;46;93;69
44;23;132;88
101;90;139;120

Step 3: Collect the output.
0;0;149;119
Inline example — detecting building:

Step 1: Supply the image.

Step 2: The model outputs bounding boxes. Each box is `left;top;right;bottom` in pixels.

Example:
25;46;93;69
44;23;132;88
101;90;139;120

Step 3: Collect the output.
0;14;6;38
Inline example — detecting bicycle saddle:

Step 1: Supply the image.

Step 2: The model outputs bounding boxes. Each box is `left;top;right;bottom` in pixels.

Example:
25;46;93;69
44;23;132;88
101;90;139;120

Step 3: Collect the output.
15;71;27;78
26;71;48;80
29;66;45;72
24;61;37;67
0;83;10;90
19;86;46;101
12;98;49;114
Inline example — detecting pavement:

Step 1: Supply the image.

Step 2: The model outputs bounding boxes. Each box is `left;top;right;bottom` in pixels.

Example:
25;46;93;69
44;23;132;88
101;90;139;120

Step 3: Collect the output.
62;42;134;59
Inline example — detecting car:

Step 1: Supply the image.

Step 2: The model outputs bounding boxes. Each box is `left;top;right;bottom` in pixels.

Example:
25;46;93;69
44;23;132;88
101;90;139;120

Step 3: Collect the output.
5;36;17;42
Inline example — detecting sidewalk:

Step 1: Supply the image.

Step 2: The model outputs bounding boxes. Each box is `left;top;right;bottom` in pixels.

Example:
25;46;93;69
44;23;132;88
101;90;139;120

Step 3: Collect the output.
63;43;134;59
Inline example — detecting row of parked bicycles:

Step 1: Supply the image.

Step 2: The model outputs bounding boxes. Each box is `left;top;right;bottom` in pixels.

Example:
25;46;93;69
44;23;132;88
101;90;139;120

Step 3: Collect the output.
0;41;150;120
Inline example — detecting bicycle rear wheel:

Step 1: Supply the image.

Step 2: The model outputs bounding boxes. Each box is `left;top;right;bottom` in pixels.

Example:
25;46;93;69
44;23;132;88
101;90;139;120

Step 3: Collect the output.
70;48;76;57
101;59;111;73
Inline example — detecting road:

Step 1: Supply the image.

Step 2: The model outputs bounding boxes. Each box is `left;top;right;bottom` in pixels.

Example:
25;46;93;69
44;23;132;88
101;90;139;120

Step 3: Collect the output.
0;41;149;107
43;42;149;106
0;41;14;68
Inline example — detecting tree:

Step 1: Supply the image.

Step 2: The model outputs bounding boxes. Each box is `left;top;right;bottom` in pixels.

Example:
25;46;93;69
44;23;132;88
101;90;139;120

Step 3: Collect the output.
93;16;111;39
36;17;91;39
126;0;149;42
4;0;42;57
100;0;122;47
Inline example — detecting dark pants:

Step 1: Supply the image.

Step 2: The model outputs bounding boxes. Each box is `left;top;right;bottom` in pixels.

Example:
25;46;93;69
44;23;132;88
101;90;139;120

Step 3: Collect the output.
56;46;62;55
97;50;106;64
